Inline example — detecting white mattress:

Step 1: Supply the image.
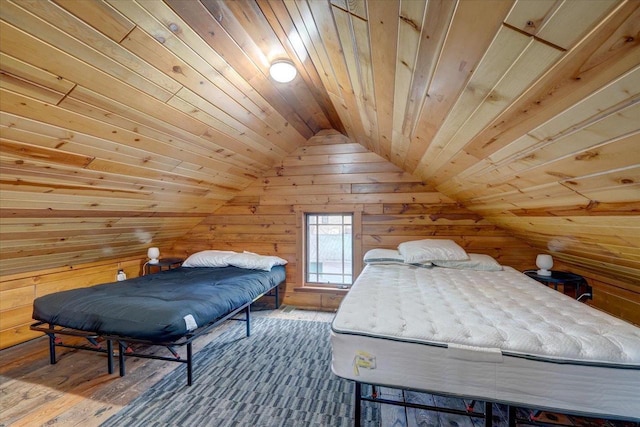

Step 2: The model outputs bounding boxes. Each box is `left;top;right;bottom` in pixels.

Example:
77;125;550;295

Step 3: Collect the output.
331;264;640;419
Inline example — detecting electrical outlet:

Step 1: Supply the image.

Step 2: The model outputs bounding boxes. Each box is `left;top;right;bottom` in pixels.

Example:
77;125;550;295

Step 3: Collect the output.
116;269;127;281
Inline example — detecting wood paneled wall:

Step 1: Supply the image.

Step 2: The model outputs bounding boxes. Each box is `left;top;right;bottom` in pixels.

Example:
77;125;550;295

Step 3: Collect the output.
0;256;143;349
555;260;640;326
172;130;540;310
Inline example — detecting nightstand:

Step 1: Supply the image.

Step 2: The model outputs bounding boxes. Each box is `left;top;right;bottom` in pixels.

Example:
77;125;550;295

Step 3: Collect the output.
524;270;591;301
145;257;184;275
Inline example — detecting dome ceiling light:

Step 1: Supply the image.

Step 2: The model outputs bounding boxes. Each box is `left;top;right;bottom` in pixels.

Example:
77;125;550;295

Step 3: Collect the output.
269;60;297;83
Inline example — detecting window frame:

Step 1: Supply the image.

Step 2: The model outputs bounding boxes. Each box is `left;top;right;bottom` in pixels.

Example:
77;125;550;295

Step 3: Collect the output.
295;205;363;290
305;212;353;286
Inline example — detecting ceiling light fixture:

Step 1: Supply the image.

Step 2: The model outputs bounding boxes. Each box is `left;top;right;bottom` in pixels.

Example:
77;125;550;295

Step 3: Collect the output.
269;60;297;83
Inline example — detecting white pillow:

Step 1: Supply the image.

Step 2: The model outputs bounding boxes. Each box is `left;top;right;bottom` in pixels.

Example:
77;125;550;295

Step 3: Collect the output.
432;253;503;271
363;248;432;268
227;252;287;271
398;239;468;263
363;248;404;264
182;250;237;267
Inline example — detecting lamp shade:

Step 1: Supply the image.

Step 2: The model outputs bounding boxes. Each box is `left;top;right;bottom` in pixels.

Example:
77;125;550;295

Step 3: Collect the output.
269;60;297;83
536;254;553;276
147;247;160;264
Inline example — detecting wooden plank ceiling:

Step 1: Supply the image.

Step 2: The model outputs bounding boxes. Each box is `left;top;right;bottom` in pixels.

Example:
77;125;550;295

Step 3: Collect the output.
0;0;638;281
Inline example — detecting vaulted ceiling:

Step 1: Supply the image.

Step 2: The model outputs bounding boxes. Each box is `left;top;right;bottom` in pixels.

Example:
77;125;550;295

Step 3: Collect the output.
1;0;638;281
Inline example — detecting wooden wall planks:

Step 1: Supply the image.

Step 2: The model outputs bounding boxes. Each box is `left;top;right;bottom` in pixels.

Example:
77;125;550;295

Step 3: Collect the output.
0;256;144;350
171;130;541;310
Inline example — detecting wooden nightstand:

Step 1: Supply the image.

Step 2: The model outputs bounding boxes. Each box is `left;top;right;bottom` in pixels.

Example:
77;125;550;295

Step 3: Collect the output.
524;270;591;301
145;257;184;275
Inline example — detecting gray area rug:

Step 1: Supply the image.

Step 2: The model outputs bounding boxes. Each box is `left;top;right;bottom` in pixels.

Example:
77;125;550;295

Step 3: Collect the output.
102;318;379;426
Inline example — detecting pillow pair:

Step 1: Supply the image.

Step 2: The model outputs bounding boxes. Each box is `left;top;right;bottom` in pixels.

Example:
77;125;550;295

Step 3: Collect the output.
363;248;432;268
398;239;502;271
365;239;503;271
182;250;287;271
364;239;467;266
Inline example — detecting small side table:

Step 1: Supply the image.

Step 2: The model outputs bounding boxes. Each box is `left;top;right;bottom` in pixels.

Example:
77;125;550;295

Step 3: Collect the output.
524;270;591;301
145;257;184;275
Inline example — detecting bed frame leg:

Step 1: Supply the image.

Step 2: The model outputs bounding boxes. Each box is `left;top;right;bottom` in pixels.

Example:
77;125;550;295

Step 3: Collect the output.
508;405;516;427
47;324;57;365
275;284;280;309
118;341;126;377
354;381;361;426
246;305;251;337
187;342;193;386
107;340;114;374
484;401;492;427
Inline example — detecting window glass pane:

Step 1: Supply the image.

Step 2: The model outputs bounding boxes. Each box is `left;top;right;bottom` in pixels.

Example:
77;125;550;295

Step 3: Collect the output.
319;274;343;284
344;226;352;262
305;213;353;286
327;216;342;224
307;218;317;282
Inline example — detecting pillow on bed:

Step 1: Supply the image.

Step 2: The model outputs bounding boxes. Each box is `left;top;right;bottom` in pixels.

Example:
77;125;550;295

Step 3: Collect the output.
227;252;287;271
363;248;432;267
432;253;503;271
182;250;237;267
398;239;468;263
363;248;404;264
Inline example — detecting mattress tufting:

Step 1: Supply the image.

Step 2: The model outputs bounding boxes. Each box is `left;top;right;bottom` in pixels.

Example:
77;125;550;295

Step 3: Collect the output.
332;264;640;366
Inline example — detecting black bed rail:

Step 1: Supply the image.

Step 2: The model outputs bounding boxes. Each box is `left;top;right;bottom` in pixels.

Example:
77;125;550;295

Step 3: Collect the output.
355;382;492;427
30;282;281;386
31;303;252;386
353;381;640;427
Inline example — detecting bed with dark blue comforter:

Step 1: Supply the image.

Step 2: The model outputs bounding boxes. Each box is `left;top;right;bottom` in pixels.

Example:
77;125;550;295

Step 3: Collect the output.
33;265;286;342
31;265;285;385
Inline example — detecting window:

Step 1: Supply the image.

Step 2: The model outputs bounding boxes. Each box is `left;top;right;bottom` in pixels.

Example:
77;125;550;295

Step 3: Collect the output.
295;206;362;291
305;213;353;286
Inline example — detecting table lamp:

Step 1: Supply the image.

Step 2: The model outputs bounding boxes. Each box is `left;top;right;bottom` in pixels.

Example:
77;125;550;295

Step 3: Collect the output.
147;247;160;264
536;254;553;276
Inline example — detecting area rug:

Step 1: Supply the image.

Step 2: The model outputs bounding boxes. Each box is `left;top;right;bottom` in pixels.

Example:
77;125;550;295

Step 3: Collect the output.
102;318;379;427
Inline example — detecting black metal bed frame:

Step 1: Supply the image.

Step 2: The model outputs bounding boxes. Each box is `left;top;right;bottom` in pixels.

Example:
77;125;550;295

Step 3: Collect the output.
353;381;638;427
30;284;279;386
354;382;494;427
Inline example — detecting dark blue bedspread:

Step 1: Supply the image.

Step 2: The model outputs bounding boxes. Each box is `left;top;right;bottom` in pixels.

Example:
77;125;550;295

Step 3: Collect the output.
32;266;285;342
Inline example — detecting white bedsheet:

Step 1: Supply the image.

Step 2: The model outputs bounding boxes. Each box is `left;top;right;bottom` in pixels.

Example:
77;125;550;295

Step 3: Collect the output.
331;264;640;419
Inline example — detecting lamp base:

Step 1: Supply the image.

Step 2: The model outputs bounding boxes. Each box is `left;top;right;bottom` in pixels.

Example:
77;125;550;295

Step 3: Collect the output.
149;259;159;264
537;269;552;276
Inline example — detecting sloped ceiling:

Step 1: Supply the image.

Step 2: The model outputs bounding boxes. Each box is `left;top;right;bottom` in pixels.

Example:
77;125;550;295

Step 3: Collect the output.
0;0;638;280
